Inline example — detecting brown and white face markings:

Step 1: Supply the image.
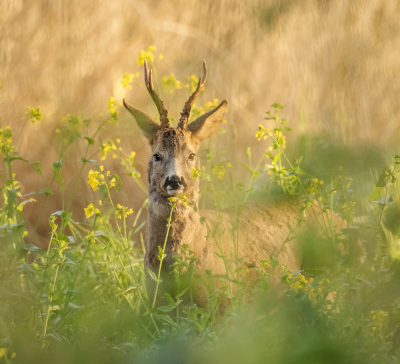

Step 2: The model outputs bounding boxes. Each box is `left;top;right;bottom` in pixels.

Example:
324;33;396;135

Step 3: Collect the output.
123;60;228;203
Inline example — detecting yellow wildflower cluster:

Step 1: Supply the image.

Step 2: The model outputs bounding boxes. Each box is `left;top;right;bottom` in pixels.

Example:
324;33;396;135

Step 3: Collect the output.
121;73;138;90
307;178;323;195
85;231;96;243
107;97;118;123
178;193;188;206
137;46;156;65
289;274;329;305
0;126;15;156
369;310;388;341
212;163;226;180
204;99;219;111
191;167;200;179
275;130;286;149
161;73;185;93
84;203;100;218
87;166;113;192
115;204;133;219
256;124;287;149
189;99;220;122
187;75;199;92
26;106;43;124
100;140;117;160
62;114;83;134
255;124;270;141
191;167;210;181
0;348;16;359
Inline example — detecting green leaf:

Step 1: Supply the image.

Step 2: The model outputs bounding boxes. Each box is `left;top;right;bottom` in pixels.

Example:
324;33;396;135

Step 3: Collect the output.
146;267;158;282
376;166;397;187
270;255;279;267
158;246;166;261
84;137;95;145
370;187;383;201
3;156;29;163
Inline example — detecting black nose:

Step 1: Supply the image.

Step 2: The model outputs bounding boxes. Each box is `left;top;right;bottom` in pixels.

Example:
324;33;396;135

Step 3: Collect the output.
164;175;182;190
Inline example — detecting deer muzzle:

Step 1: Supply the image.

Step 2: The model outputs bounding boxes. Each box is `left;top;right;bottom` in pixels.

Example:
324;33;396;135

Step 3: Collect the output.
164;175;186;195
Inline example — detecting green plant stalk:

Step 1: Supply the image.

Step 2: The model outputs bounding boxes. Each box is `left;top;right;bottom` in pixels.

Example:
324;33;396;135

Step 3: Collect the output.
152;203;175;308
267;133;331;239
66;117;112;212
210;181;234;298
244;153;265;203
42;264;60;344
29;143;67;245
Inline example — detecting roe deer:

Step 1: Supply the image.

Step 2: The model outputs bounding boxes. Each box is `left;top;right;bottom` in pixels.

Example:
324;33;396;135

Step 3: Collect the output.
123;60;334;307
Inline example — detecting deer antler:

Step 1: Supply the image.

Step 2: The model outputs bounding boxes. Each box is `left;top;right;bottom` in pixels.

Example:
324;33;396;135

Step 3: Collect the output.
144;59;170;130
177;60;208;129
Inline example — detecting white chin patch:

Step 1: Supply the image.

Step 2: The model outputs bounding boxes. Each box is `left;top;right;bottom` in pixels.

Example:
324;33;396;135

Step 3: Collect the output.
166;187;184;196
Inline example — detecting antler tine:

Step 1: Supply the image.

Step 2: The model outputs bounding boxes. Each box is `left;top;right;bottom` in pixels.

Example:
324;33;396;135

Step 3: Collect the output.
178;60;208;129
143;59;169;129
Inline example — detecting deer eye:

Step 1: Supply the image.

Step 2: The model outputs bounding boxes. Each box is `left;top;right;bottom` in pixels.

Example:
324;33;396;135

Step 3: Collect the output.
153;154;161;162
188;153;195;161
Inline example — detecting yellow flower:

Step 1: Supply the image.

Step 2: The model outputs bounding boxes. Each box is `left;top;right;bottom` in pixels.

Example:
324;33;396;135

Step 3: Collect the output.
148;46;156;51
55;128;61;134
88;170;102;191
115;204;134;219
100;141;116;160
0;348;6;358
11;352;16;359
99;200;103;206
178;193;188;206
121;73;135;90
161;73;184;92
158;54;163;60
107;97;117;116
192;167;200;178
84;203;96;218
27;106;43;123
112;153;117;159
187;75;199;92
85;231;96;243
212;164;225;180
137;49;154;65
116;138;120;144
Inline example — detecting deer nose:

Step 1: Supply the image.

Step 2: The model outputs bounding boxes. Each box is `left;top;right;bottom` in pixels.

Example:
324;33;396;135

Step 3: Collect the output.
164;175;183;190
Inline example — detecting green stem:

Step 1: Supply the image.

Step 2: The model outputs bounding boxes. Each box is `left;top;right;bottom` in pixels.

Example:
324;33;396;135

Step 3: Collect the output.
29;143;67;245
152;203;175;308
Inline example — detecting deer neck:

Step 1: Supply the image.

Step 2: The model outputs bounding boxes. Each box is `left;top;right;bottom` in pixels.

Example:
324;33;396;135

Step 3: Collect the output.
145;186;204;270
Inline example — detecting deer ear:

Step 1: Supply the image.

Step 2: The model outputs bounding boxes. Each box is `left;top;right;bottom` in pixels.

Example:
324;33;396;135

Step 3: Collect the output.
188;100;228;143
123;99;160;141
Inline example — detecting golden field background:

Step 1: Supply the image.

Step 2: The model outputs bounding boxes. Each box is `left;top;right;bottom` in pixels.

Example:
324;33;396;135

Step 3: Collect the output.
1;0;400;243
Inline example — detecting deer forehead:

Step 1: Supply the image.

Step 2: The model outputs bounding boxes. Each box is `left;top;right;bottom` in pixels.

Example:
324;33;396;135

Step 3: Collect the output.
152;128;198;155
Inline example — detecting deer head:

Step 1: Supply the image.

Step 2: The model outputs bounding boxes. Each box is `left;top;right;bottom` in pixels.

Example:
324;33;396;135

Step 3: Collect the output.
123;60;228;206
